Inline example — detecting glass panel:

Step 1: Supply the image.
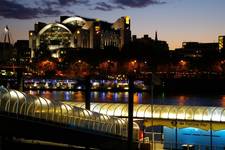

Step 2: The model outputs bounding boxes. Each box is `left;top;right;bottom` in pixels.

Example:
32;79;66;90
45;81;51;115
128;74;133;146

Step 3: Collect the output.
153;105;161;118
106;104;119;116
114;104;126;117
160;105;171;119
168;106;179;119
203;107;216;121
99;104;111;115
133;104;142;117
34;97;42;118
212;108;224;122
121;104;128;117
185;107;195;120
92;103;102;113
144;105;152;118
73;102;84;108
177;106;189;120
136;105;149;118
221;110;225;122
194;107;207;121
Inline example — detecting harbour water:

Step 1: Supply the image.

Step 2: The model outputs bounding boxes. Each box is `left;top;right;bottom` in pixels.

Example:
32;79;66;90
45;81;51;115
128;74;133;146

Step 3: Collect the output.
26;90;225;107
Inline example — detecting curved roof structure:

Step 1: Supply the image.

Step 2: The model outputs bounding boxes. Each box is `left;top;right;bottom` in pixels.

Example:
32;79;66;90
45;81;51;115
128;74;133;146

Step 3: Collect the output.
62;16;86;27
38;23;72;35
69;102;225;122
0;87;139;138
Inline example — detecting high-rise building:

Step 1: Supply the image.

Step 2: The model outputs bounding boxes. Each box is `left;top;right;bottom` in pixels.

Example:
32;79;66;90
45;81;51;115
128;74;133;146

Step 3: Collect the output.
29;16;131;58
219;36;225;52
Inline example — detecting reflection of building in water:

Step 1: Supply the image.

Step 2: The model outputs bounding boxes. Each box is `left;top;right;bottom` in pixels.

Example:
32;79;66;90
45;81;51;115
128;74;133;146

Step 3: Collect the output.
220;95;225;107
29;16;131;58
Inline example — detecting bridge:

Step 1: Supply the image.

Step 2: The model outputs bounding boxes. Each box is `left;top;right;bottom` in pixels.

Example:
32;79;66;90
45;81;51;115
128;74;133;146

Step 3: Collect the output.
66;102;225;131
0;87;139;150
2;87;225;149
66;102;225;149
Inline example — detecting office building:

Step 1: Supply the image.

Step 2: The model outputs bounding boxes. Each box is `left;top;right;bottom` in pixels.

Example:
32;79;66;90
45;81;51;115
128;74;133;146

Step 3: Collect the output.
219;36;225;52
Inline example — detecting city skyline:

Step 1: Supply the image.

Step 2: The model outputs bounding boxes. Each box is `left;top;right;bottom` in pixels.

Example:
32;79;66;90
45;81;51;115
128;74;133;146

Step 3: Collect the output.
0;0;225;50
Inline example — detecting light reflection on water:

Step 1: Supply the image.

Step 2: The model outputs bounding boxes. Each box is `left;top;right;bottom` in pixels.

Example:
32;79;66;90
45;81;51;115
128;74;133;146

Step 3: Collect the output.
26;90;225;107
221;96;225;107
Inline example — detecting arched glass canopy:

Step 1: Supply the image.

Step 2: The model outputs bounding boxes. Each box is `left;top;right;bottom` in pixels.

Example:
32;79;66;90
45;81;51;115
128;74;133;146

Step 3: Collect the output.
69;102;225;122
0;87;139;139
39;23;72;35
62;16;86;27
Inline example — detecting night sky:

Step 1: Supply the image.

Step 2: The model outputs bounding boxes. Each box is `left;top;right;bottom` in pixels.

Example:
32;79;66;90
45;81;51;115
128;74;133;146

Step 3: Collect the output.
0;0;225;50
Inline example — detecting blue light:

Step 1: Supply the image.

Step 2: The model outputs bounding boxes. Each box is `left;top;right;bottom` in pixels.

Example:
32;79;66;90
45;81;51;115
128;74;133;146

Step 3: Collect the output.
164;127;225;149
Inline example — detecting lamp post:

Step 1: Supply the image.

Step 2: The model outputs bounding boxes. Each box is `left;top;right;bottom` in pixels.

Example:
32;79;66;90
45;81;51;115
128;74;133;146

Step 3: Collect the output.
128;74;134;150
85;76;91;110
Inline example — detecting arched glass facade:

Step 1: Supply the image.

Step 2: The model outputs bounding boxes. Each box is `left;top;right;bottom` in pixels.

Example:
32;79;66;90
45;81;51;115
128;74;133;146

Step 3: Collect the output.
62;17;86;27
38;23;72;50
0;87;139;139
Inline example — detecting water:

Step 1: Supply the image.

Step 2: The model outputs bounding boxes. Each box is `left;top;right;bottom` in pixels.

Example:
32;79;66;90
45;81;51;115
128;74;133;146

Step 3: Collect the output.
26;90;225;107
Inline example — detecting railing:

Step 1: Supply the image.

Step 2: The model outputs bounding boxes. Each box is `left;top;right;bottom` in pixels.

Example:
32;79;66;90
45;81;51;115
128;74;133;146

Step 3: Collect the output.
163;142;225;150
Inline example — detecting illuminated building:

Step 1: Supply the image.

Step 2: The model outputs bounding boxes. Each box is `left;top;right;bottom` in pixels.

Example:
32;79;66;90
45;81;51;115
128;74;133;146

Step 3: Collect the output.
29;16;131;58
175;42;219;58
219;35;225;52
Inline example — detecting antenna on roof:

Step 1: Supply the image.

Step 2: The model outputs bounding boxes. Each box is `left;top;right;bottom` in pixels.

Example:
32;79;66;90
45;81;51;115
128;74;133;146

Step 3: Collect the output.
155;30;158;41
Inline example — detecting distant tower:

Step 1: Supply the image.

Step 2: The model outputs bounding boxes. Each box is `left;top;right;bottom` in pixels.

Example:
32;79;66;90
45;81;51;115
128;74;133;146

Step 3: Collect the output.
4;25;11;44
155;31;158;41
0;25;14;63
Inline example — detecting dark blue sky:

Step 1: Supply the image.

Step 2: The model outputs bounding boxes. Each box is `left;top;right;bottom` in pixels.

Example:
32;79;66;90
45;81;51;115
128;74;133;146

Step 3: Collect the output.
0;0;225;49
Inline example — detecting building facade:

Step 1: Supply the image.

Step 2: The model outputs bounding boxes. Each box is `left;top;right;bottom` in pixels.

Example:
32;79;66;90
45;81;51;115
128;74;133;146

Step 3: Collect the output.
29;16;131;58
219;36;225;52
14;40;31;64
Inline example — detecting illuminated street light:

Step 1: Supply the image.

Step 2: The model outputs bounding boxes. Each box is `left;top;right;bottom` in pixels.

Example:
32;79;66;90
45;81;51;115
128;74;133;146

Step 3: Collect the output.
180;60;187;66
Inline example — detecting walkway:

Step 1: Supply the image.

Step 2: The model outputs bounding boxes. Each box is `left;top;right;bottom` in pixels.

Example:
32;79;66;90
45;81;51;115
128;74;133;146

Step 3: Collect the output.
67;102;225;130
0;87;139;149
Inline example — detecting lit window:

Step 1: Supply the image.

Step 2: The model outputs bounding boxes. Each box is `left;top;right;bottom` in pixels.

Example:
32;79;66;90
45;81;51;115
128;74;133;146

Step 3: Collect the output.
219;36;224;50
125;16;130;24
95;26;100;32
